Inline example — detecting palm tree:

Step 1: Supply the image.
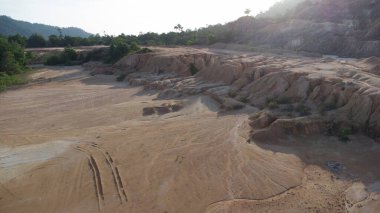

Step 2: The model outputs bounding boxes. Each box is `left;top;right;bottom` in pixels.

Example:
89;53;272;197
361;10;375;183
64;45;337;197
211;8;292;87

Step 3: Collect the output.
174;24;184;33
244;9;251;16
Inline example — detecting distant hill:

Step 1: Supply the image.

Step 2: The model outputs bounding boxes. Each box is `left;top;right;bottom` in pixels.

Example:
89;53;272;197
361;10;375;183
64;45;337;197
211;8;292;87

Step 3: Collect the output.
197;0;380;57
0;15;92;38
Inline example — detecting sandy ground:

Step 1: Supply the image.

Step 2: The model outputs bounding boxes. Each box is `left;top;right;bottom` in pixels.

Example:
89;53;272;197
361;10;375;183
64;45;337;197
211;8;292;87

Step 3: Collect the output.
0;65;379;212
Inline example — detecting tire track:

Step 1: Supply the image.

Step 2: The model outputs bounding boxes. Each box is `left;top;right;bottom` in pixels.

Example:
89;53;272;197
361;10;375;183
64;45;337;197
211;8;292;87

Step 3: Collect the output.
89;156;105;200
76;143;128;208
90;143;128;203
75;147;104;211
115;166;128;202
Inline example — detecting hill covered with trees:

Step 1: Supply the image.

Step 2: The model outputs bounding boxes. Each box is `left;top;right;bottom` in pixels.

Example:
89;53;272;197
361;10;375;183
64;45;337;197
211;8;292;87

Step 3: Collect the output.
0;15;92;38
191;0;380;57
87;0;380;57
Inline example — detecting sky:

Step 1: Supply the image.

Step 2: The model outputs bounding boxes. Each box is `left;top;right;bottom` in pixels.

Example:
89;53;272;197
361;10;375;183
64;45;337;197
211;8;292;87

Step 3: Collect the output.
0;0;282;35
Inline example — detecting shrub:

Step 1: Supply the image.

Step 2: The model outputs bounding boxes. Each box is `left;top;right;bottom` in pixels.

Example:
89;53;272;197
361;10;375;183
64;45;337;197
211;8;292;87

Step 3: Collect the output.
240;97;249;103
266;98;279;109
106;39;135;63
45;41;142;66
1;51;22;74
0;36;29;91
189;63;199;75
0;73;26;91
339;128;352;142
25;51;34;64
265;97;291;109
45;55;63;65
208;33;217;45
0;37;26;75
62;46;77;61
267;101;279;109
84;48;108;62
186;40;195;45
137;48;153;54
130;42;140;52
44;46;78;66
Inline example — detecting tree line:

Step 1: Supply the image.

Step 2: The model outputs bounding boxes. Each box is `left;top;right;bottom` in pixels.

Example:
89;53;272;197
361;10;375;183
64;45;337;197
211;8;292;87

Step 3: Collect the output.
4;22;240;49
6;33;112;48
0;33;145;89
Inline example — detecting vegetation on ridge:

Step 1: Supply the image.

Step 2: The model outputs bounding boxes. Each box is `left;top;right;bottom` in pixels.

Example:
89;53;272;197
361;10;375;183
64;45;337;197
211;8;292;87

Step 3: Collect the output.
44;39;141;66
0;35;31;90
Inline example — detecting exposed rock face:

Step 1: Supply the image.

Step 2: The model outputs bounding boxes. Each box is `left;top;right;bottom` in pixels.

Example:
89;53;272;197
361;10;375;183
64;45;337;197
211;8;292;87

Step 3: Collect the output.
249;20;380;57
143;102;183;116
193;0;380;57
83;62;115;75
218;97;245;111
249;111;277;129
270;117;329;135
116;47;380;140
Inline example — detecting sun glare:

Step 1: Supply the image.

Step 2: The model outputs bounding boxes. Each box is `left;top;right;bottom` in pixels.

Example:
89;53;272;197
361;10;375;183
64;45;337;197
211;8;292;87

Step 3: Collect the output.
1;0;282;35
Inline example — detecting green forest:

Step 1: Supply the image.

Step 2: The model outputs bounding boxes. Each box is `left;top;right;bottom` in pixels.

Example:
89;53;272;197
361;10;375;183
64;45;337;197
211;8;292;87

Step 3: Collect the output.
7;25;223;49
0;35;32;90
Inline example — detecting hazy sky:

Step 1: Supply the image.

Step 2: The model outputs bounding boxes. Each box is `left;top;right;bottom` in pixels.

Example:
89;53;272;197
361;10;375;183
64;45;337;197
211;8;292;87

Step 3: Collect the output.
1;0;282;35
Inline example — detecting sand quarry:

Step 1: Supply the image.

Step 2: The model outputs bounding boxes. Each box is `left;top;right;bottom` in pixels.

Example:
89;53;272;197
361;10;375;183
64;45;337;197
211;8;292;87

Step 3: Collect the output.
1;47;380;212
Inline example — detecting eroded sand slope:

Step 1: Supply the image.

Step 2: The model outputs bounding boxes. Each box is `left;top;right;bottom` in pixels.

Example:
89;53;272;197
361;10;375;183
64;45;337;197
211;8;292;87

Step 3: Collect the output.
1;48;380;212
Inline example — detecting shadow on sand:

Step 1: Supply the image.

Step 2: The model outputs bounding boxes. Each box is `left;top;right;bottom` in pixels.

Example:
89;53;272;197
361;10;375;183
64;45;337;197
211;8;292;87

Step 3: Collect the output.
252;131;380;186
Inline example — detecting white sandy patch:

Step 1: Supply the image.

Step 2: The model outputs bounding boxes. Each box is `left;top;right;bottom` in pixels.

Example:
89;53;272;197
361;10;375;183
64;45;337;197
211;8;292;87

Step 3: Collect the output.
0;140;74;182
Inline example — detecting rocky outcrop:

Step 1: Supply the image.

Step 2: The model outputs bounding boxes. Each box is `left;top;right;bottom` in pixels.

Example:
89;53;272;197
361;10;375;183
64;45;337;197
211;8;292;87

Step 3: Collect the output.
249;111;277;129
115;47;380;140
142;102;183;116
83;62;115;75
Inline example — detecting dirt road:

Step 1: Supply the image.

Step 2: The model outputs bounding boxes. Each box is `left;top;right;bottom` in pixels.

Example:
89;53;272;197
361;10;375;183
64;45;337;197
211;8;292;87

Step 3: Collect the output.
0;65;379;212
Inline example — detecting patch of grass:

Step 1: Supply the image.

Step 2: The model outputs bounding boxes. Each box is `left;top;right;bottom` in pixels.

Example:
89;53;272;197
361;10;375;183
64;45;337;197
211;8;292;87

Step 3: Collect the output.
267;101;278;109
265;96;292;110
265;97;280;109
266;98;279;109
240;97;249;103
136;48;153;54
189;63;199;75
326;122;353;142
339;127;352;142
0;73;27;91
